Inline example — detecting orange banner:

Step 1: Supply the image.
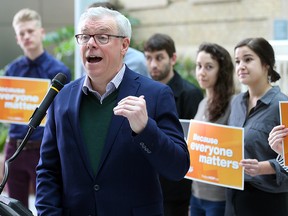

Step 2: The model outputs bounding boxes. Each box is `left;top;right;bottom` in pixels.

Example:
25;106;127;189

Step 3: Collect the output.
184;120;244;190
280;101;288;166
0;76;50;126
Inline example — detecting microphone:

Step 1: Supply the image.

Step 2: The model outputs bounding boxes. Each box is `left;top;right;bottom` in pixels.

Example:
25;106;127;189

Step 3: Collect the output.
28;73;67;129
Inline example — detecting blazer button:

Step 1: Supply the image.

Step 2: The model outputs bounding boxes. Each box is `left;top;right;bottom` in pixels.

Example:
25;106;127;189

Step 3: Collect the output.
94;184;100;191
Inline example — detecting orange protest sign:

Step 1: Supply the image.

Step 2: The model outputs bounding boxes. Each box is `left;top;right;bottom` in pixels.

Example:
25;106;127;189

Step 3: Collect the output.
185;120;244;190
0;76;50;126
279;101;288;166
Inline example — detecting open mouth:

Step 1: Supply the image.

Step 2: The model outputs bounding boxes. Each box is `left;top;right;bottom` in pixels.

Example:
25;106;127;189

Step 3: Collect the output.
86;55;102;63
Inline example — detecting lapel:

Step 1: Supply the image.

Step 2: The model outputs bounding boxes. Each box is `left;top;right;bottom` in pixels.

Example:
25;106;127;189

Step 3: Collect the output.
96;69;141;176
66;70;141;179
67;77;96;178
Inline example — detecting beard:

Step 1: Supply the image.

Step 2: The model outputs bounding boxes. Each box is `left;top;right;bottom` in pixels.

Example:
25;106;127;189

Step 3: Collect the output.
151;64;171;82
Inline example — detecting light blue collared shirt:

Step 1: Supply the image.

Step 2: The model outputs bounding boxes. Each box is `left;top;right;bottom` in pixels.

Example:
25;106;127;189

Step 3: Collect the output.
82;64;126;104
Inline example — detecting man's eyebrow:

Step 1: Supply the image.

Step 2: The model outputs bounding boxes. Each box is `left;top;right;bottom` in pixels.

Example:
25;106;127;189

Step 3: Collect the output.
81;27;111;34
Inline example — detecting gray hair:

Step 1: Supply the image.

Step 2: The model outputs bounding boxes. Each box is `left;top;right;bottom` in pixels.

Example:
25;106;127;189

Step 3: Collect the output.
78;6;132;39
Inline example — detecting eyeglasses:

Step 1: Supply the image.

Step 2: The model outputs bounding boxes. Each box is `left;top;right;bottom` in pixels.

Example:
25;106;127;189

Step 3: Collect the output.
75;34;126;45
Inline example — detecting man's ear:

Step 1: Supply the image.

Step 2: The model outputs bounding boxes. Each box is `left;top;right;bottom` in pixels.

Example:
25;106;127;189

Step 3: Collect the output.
121;37;130;55
41;27;46;40
171;52;177;66
15;35;19;45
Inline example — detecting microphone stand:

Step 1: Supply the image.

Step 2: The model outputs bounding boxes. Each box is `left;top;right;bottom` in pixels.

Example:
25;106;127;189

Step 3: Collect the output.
0;73;66;215
0;127;35;216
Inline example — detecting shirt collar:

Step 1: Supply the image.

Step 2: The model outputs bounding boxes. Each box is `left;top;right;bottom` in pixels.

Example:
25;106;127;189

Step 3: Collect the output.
82;64;126;95
167;71;181;96
24;51;47;66
260;86;280;105
242;86;280;105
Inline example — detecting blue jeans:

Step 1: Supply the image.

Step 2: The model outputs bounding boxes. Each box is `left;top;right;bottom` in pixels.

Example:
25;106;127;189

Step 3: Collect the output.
190;195;225;216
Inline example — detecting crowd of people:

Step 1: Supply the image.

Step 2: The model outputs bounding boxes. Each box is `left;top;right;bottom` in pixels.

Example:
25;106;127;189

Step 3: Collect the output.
1;4;288;216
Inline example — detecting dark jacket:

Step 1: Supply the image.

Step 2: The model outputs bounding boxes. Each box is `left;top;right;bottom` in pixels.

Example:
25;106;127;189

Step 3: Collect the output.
36;68;190;216
160;71;203;201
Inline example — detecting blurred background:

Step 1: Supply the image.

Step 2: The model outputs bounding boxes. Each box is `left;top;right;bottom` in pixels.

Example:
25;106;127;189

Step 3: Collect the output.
0;1;288;214
0;0;287;84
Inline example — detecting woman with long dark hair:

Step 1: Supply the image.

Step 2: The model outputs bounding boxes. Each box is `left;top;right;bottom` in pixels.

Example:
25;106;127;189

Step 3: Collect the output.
225;37;288;216
190;42;235;216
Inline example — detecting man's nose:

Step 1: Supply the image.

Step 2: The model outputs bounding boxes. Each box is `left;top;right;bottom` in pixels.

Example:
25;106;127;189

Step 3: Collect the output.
150;59;158;68
87;36;98;48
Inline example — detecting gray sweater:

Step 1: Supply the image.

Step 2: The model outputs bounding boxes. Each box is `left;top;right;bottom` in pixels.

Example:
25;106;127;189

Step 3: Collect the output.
192;97;232;201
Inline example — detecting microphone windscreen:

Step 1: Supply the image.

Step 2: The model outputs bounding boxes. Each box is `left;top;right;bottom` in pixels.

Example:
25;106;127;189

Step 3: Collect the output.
52;73;67;90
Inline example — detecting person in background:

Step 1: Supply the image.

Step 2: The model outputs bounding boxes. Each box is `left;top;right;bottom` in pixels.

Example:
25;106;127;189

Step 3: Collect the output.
3;8;71;208
225;37;288;216
268;125;288;172
88;2;149;77
190;42;235;216
144;33;203;216
35;7;189;216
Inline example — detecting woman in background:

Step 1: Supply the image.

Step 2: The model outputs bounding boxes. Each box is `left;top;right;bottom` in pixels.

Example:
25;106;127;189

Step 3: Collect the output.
190;42;235;216
225;37;288;216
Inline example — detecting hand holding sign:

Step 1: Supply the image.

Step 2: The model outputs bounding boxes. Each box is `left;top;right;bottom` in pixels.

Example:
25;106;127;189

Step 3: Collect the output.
185;120;244;190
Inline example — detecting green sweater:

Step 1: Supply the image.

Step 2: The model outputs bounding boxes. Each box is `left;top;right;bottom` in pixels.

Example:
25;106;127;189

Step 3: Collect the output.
80;90;119;174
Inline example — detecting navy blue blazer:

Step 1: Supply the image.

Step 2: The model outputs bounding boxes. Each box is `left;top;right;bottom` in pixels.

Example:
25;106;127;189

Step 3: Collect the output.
36;67;190;216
